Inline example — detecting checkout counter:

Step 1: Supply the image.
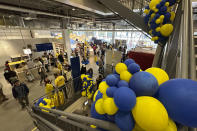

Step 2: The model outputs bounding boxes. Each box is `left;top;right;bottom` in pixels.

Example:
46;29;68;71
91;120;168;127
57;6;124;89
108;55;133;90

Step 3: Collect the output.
8;60;40;83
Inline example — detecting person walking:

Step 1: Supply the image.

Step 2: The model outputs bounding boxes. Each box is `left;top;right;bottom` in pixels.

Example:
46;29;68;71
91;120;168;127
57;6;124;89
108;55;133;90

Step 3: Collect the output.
12;80;29;109
54;73;68;99
34;59;46;85
42;55;50;72
4;69;18;85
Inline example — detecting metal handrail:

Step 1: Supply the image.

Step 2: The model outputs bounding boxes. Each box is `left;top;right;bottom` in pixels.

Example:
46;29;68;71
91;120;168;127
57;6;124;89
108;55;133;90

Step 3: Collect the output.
31;113;63;131
33;106;120;131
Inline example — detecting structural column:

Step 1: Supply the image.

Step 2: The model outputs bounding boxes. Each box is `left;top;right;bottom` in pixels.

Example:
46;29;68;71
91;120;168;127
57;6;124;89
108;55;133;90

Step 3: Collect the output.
62;29;71;64
112;23;115;44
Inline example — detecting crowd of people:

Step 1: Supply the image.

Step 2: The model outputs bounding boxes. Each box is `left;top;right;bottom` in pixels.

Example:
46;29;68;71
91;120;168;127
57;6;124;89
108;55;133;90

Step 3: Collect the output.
0;51;72;110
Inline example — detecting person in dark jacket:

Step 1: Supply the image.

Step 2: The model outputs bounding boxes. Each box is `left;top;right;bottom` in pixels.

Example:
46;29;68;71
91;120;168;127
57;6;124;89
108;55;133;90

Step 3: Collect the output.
87;68;93;78
12;80;29;109
58;51;64;64
80;64;86;74
4;69;18;85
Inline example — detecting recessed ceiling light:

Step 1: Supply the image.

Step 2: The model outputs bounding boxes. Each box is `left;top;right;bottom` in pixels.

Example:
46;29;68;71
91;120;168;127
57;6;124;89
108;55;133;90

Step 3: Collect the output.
72;8;76;11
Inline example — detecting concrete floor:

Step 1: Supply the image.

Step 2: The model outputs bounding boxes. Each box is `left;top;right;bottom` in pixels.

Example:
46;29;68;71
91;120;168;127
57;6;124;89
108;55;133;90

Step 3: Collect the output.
0;51;99;131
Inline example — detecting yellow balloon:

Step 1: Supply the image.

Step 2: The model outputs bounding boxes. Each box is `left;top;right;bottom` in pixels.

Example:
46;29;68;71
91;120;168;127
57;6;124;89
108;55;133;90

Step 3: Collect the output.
144;9;150;14
102;94;109;100
156;19;161;24
115;63;127;74
149;30;152;35
156;27;161;32
170;12;175;22
93;90;99;102
90;125;97;128
99;81;109;94
149;0;162;10
103;98;118;115
165;2;170;7
81;91;86;97
160;24;174;37
132;96;169;131
95;99;105;115
120;71;132;82
87;93;93;99
163;119;177;131
145;67;169;85
150;13;156;20
81;74;86;80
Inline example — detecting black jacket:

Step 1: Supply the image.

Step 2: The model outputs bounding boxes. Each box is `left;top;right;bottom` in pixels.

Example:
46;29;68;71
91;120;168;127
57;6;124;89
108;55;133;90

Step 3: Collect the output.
4;71;17;82
12;83;29;98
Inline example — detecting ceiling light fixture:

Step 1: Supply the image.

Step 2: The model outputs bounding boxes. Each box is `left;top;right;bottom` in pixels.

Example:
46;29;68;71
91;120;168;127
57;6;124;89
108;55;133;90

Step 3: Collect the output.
72;8;76;11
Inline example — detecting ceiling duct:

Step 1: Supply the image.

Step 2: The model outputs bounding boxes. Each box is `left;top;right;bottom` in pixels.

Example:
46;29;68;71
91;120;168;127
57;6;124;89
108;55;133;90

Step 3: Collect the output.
0;4;90;20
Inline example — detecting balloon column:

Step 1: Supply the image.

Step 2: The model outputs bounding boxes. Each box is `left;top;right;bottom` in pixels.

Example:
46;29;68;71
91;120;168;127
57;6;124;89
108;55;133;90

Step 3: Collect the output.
144;0;177;44
91;58;197;131
81;74;95;99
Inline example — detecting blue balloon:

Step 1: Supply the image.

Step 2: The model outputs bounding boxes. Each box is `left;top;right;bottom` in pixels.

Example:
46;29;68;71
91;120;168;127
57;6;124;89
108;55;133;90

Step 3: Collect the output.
113;74;120;81
91;102;106;120
106;86;118;97
114;87;136;111
35;98;44;106
95;90;103;101
106;74;119;86
128;63;140;74
115;111;135;131
157;79;197;127
124;59;135;67
129;71;158;96
117;80;129;87
167;0;176;6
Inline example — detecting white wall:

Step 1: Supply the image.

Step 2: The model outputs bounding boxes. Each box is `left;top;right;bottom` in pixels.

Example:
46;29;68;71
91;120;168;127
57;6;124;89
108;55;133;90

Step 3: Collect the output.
0;38;57;67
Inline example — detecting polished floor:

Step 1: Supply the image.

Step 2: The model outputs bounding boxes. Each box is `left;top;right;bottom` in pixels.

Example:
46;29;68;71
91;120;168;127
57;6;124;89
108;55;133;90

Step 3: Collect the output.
0;51;99;131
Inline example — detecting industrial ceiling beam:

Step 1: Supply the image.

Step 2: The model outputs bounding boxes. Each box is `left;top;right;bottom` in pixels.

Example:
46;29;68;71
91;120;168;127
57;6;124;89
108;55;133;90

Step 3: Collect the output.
0;4;90;20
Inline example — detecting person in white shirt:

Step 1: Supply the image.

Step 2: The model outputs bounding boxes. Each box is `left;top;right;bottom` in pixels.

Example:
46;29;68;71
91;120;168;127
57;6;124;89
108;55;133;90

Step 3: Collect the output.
42;55;49;72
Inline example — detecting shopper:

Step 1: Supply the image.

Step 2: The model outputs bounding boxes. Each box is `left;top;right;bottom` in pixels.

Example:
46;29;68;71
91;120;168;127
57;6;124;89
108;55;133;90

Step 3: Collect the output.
87;68;93;78
80;64;87;74
4;69;18;85
98;58;104;74
45;78;54;98
42;55;50;72
93;45;97;55
39;67;46;86
5;61;10;70
54;73;68;99
0;82;8;104
58;51;64;64
96;75;103;90
12;79;29;109
34;59;46;85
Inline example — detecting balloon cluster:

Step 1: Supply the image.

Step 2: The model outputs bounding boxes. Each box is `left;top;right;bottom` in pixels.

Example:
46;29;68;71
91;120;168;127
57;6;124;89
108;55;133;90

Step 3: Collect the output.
91;58;197;131
144;0;177;44
81;74;95;99
35;98;55;112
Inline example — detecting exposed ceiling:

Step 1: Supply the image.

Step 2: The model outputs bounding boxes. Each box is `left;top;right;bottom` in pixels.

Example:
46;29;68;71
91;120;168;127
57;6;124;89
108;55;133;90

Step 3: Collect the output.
0;0;150;30
0;0;120;22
